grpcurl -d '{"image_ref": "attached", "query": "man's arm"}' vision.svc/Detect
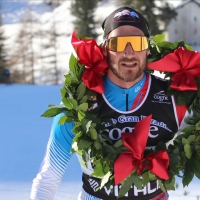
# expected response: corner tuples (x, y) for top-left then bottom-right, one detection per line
(30, 113), (75, 200)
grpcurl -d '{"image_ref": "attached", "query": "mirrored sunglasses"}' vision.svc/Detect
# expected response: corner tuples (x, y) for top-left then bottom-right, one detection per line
(106, 36), (149, 52)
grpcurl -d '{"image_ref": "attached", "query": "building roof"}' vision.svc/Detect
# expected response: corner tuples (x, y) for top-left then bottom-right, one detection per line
(175, 0), (200, 9)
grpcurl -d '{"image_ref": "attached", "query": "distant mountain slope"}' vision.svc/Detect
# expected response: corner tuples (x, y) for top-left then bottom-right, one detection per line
(1, 1), (54, 24)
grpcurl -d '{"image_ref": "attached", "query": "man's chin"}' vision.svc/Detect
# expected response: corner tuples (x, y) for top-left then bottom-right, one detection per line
(122, 72), (143, 82)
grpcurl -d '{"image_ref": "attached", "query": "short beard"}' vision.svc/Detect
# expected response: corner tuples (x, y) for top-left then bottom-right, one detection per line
(108, 56), (147, 82)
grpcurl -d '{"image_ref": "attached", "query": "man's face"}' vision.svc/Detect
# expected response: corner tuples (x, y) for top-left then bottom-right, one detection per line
(104, 25), (150, 86)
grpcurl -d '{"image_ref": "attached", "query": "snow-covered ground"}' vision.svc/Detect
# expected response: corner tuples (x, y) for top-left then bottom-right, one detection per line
(0, 84), (82, 199)
(0, 84), (200, 200)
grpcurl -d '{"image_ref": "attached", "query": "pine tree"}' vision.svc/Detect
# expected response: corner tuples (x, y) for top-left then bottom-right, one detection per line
(0, 30), (7, 83)
(117, 0), (177, 36)
(0, 11), (8, 83)
(70, 0), (99, 39)
(10, 9), (38, 84)
(43, 0), (61, 7)
(39, 15), (61, 85)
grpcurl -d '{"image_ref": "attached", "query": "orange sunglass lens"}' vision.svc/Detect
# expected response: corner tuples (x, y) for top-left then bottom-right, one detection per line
(108, 36), (148, 52)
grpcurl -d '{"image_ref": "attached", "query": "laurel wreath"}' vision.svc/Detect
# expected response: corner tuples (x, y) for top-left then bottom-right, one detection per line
(42, 34), (200, 198)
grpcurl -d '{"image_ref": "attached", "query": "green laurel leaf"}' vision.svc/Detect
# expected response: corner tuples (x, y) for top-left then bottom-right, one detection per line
(187, 135), (196, 144)
(158, 180), (166, 193)
(85, 120), (92, 133)
(82, 150), (89, 164)
(76, 103), (88, 112)
(148, 173), (157, 181)
(58, 115), (67, 124)
(151, 34), (165, 43)
(71, 141), (78, 152)
(103, 143), (118, 154)
(169, 153), (181, 166)
(60, 87), (66, 97)
(78, 110), (85, 121)
(62, 98), (77, 110)
(195, 121), (200, 130)
(183, 160), (194, 187)
(91, 161), (105, 178)
(76, 82), (86, 100)
(118, 174), (134, 198)
(185, 117), (199, 125)
(172, 147), (179, 155)
(132, 173), (143, 189)
(64, 74), (72, 85)
(100, 171), (112, 189)
(142, 172), (149, 186)
(182, 138), (190, 145)
(181, 126), (196, 133)
(69, 53), (77, 75)
(184, 144), (192, 159)
(94, 141), (102, 150)
(79, 95), (88, 104)
(113, 139), (123, 148)
(78, 139), (92, 150)
(89, 128), (98, 140)
(164, 176), (175, 190)
(41, 107), (67, 118)
(192, 153), (200, 179)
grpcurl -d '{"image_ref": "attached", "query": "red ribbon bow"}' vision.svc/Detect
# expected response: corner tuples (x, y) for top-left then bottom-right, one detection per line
(114, 115), (169, 185)
(71, 31), (108, 94)
(147, 46), (200, 91)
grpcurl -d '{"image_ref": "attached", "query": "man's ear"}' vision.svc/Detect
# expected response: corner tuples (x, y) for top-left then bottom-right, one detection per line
(102, 41), (108, 57)
(147, 49), (150, 56)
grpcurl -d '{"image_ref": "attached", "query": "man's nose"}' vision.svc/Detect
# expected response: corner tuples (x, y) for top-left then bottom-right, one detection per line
(123, 42), (135, 56)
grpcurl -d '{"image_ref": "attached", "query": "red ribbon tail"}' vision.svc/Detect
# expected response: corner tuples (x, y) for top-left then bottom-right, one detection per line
(114, 152), (138, 185)
(145, 150), (169, 180)
(82, 70), (104, 94)
(170, 72), (197, 91)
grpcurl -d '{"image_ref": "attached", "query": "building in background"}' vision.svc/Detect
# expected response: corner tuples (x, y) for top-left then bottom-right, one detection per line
(167, 0), (200, 50)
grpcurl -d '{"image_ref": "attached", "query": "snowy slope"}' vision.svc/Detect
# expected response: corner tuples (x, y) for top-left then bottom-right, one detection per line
(1, 1), (54, 24)
(0, 84), (200, 200)
(1, 0), (184, 85)
(1, 1), (116, 85)
(0, 84), (82, 199)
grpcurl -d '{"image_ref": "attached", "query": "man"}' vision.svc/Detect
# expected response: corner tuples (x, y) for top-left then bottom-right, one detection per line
(30, 6), (189, 200)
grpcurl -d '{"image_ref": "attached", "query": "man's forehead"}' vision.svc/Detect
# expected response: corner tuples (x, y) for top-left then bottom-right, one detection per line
(108, 25), (145, 38)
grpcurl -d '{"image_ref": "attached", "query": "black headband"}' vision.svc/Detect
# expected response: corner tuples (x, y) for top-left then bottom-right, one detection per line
(102, 6), (150, 38)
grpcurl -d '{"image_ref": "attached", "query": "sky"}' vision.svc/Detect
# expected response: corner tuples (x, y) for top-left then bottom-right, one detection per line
(0, 83), (200, 200)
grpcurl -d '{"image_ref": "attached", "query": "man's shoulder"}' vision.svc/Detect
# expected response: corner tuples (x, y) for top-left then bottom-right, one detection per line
(148, 73), (169, 90)
(150, 73), (168, 82)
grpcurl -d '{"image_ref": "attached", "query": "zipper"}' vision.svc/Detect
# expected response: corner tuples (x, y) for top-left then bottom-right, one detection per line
(126, 93), (129, 111)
